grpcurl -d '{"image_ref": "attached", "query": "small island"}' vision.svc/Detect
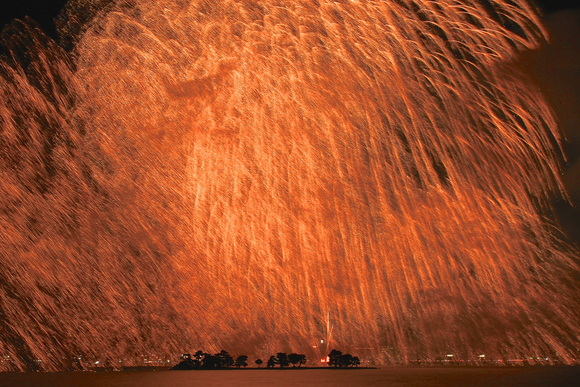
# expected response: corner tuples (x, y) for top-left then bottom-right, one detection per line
(172, 349), (371, 370)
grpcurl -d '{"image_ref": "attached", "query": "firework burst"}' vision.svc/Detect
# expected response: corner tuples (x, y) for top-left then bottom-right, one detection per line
(1, 0), (579, 370)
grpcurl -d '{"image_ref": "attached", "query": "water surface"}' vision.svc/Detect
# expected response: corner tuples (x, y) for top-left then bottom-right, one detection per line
(2, 367), (580, 387)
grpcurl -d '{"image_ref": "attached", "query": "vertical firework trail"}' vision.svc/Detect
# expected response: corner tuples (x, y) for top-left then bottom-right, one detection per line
(1, 0), (579, 370)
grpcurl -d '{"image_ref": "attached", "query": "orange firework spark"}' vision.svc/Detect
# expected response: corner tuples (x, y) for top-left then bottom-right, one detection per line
(1, 0), (579, 371)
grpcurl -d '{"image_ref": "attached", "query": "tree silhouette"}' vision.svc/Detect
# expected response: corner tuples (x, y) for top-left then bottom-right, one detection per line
(276, 353), (289, 368)
(216, 350), (234, 368)
(339, 353), (353, 367)
(201, 353), (219, 368)
(234, 355), (248, 368)
(267, 355), (277, 368)
(194, 350), (204, 361)
(187, 351), (202, 368)
(255, 358), (263, 368)
(327, 350), (358, 367)
(171, 353), (195, 370)
(328, 349), (342, 367)
(288, 353), (306, 367)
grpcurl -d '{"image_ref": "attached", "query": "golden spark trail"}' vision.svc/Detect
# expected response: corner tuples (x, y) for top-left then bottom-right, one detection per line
(1, 0), (579, 370)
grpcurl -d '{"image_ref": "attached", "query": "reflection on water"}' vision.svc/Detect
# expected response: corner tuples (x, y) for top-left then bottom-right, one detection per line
(1, 367), (580, 387)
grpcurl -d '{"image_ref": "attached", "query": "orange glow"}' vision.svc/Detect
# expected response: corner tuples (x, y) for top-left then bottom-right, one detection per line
(1, 0), (580, 371)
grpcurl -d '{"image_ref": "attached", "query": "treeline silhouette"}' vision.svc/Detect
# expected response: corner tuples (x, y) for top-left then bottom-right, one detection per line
(172, 350), (242, 369)
(327, 349), (361, 368)
(172, 349), (361, 370)
(265, 352), (306, 368)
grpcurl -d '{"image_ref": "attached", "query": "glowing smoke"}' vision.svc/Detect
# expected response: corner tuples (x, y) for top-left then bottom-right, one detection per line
(1, 0), (579, 371)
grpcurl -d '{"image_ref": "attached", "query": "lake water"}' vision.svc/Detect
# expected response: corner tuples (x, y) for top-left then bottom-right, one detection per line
(2, 367), (580, 387)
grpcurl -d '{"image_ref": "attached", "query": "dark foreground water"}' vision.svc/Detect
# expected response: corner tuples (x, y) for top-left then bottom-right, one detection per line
(2, 367), (580, 387)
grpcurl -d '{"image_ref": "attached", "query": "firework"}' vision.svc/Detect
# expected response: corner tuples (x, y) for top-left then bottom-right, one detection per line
(1, 0), (579, 371)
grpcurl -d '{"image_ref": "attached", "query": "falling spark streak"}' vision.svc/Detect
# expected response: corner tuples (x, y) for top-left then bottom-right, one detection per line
(1, 0), (579, 371)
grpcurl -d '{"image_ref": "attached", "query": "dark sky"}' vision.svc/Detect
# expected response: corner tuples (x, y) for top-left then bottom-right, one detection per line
(0, 0), (69, 38)
(0, 0), (578, 39)
(527, 6), (580, 246)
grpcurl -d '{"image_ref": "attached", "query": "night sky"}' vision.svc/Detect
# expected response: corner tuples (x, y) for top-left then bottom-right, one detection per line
(1, 1), (576, 37)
